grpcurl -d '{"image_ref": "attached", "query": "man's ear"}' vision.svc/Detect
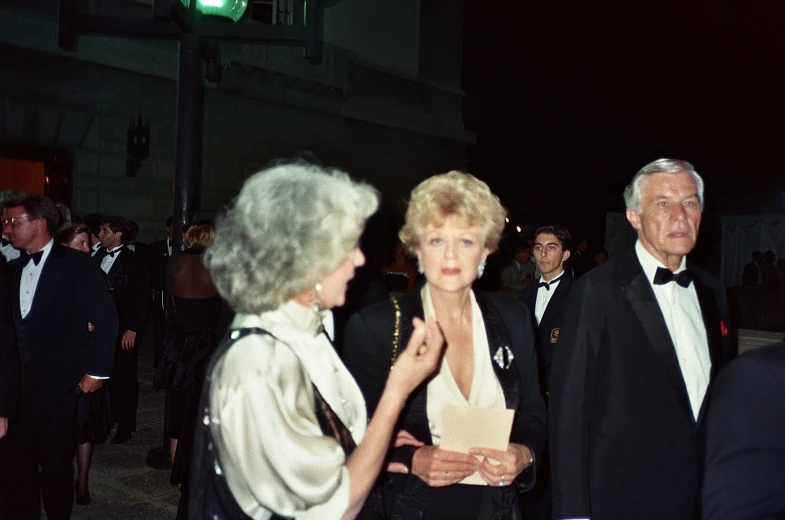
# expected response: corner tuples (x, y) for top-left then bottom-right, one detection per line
(562, 249), (571, 264)
(626, 208), (642, 231)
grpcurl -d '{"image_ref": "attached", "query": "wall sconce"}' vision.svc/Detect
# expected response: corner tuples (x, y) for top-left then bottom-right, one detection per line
(127, 110), (151, 177)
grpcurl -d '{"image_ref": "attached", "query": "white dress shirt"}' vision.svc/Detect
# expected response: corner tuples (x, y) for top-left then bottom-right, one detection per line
(100, 245), (124, 274)
(534, 272), (563, 325)
(91, 242), (101, 257)
(635, 240), (711, 420)
(19, 239), (54, 319)
(421, 285), (506, 445)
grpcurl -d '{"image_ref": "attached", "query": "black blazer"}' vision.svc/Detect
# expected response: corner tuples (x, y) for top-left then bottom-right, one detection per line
(343, 290), (547, 489)
(549, 247), (734, 520)
(519, 270), (573, 393)
(95, 247), (150, 333)
(702, 343), (785, 520)
(9, 242), (118, 397)
(0, 256), (17, 419)
(148, 239), (170, 293)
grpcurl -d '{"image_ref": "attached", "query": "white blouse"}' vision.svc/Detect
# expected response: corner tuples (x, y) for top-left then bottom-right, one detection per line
(209, 301), (368, 520)
(423, 285), (506, 444)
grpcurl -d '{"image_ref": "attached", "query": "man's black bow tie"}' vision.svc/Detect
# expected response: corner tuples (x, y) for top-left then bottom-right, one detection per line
(538, 275), (563, 291)
(107, 247), (123, 258)
(653, 267), (693, 288)
(1, 237), (9, 247)
(22, 250), (44, 267)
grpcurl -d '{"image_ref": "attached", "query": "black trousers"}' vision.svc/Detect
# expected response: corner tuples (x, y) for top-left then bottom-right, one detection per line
(0, 389), (76, 520)
(152, 295), (167, 368)
(110, 340), (139, 435)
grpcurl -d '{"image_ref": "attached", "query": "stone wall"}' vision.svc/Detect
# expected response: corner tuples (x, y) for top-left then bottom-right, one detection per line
(0, 44), (468, 243)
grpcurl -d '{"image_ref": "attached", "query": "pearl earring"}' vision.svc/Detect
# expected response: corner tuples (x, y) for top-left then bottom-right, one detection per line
(417, 259), (424, 274)
(477, 260), (486, 279)
(312, 282), (323, 313)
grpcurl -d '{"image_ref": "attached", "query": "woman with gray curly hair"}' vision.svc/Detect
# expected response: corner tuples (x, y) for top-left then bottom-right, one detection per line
(189, 162), (445, 520)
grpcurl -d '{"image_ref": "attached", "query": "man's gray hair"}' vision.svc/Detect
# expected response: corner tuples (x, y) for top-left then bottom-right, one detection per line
(623, 158), (705, 213)
(204, 161), (379, 315)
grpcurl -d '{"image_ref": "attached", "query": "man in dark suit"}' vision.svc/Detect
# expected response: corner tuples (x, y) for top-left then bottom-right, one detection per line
(742, 250), (763, 286)
(702, 343), (785, 520)
(0, 254), (15, 442)
(520, 225), (574, 395)
(518, 224), (573, 520)
(550, 159), (735, 520)
(148, 216), (172, 368)
(1, 194), (117, 520)
(96, 216), (150, 444)
(0, 253), (17, 517)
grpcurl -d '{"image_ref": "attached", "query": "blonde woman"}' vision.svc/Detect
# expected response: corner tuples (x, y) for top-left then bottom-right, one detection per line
(344, 171), (547, 520)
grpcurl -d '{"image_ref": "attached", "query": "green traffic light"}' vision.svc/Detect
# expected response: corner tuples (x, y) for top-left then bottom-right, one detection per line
(181, 0), (248, 23)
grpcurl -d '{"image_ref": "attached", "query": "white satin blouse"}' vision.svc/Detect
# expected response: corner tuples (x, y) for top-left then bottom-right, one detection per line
(209, 301), (368, 520)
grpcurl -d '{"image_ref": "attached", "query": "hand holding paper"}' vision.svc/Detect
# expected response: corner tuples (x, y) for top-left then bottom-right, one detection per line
(439, 404), (515, 486)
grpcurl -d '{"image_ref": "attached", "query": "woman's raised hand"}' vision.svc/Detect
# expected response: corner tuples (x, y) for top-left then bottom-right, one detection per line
(386, 317), (444, 396)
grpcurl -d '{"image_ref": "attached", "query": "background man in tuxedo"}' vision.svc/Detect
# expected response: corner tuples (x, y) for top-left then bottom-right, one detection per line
(96, 216), (150, 444)
(148, 216), (172, 368)
(549, 159), (734, 520)
(1, 194), (117, 520)
(701, 343), (785, 520)
(518, 224), (573, 520)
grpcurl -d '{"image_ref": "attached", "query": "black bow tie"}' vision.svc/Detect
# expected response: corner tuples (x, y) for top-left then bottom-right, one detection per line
(538, 275), (563, 291)
(653, 267), (693, 288)
(22, 250), (44, 267)
(107, 248), (123, 258)
(1, 238), (9, 247)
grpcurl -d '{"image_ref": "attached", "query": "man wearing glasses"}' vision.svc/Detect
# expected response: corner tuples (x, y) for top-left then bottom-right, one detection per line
(0, 194), (117, 520)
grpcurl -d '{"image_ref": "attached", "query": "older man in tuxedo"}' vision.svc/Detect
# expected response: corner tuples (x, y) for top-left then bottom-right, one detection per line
(1, 194), (117, 520)
(549, 159), (735, 520)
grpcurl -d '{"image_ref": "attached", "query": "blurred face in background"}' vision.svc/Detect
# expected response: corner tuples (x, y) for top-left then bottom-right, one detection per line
(66, 232), (91, 253)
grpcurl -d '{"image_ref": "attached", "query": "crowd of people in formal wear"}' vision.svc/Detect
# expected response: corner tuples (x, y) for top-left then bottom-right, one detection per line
(1, 157), (783, 520)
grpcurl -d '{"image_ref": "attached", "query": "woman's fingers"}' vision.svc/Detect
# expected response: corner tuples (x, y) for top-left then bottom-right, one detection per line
(386, 462), (409, 474)
(393, 429), (424, 448)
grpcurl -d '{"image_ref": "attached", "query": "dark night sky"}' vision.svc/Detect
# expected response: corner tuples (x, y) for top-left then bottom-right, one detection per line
(463, 0), (785, 243)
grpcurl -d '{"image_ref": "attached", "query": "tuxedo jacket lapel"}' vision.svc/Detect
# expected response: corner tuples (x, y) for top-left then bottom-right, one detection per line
(620, 253), (694, 422)
(691, 269), (722, 379)
(475, 291), (520, 411)
(8, 260), (22, 325)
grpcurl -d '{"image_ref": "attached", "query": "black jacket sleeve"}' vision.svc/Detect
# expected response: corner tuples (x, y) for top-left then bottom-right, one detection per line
(702, 345), (785, 520)
(76, 259), (119, 377)
(0, 259), (17, 419)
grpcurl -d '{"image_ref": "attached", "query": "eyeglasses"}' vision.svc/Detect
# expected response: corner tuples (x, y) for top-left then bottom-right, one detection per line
(2, 214), (32, 227)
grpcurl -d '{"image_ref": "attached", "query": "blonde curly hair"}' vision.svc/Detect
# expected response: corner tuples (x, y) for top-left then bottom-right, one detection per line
(399, 171), (506, 254)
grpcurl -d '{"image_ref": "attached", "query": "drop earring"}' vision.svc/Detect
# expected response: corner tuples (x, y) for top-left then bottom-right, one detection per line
(477, 260), (486, 279)
(417, 259), (424, 274)
(311, 282), (323, 313)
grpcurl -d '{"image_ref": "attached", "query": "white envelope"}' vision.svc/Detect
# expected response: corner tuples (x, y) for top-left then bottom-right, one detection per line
(439, 404), (515, 485)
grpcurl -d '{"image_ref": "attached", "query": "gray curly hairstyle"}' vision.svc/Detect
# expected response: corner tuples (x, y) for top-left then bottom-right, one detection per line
(204, 162), (379, 315)
(623, 158), (704, 213)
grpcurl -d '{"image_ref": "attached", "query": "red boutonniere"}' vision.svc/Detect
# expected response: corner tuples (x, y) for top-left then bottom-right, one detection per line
(720, 320), (729, 337)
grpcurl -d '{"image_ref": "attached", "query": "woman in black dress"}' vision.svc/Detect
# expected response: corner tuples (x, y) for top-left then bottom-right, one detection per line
(343, 171), (547, 520)
(57, 223), (113, 506)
